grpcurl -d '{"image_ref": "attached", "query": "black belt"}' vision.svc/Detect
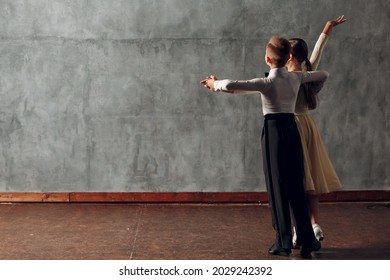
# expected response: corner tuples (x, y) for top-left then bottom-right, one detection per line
(264, 113), (294, 121)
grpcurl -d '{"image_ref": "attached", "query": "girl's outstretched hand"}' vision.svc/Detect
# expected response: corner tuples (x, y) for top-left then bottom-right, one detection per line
(329, 15), (346, 27)
(323, 15), (346, 35)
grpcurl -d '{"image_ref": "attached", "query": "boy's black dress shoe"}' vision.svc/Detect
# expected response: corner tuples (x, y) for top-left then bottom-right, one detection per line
(268, 243), (291, 256)
(300, 240), (321, 258)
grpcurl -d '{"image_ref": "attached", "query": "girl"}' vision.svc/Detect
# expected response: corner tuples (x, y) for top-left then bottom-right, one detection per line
(287, 16), (346, 248)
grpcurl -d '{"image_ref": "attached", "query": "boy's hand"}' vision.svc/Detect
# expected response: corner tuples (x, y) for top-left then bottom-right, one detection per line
(200, 75), (218, 91)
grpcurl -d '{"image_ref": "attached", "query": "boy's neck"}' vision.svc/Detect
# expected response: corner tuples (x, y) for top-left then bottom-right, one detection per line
(270, 65), (286, 69)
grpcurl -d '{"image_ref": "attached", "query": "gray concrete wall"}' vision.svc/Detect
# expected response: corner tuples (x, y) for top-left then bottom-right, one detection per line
(0, 0), (389, 192)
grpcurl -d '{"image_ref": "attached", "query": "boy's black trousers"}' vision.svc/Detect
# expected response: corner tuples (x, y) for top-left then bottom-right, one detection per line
(261, 113), (316, 249)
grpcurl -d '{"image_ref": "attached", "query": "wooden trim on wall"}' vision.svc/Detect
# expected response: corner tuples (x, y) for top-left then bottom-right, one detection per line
(68, 192), (269, 203)
(0, 191), (389, 203)
(0, 192), (69, 203)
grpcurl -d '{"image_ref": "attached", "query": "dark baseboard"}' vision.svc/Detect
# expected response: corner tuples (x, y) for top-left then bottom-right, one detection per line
(0, 190), (389, 203)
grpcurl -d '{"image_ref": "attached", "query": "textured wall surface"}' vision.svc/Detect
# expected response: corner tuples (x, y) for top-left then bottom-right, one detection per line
(0, 0), (389, 192)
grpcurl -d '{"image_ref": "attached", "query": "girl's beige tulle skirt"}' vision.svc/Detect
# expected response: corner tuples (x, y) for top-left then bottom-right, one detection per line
(295, 113), (342, 194)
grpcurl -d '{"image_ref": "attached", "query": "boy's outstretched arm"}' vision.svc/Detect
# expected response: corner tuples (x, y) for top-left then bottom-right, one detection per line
(200, 75), (264, 94)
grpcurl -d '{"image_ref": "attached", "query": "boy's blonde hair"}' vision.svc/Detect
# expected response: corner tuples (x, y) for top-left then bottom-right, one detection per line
(266, 36), (291, 68)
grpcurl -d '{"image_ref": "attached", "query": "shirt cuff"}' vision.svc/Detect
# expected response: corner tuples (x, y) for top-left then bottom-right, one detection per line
(213, 80), (228, 91)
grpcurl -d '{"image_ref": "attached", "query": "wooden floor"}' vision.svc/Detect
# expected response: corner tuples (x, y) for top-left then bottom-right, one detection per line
(0, 202), (389, 260)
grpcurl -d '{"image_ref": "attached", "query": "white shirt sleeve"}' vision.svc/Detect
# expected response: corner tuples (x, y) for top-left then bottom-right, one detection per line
(213, 78), (268, 93)
(213, 80), (230, 91)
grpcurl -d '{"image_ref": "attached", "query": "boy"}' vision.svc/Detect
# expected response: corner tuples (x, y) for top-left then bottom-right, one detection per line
(201, 36), (326, 258)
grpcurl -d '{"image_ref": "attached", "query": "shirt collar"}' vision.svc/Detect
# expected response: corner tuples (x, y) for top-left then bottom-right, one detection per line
(268, 67), (288, 77)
